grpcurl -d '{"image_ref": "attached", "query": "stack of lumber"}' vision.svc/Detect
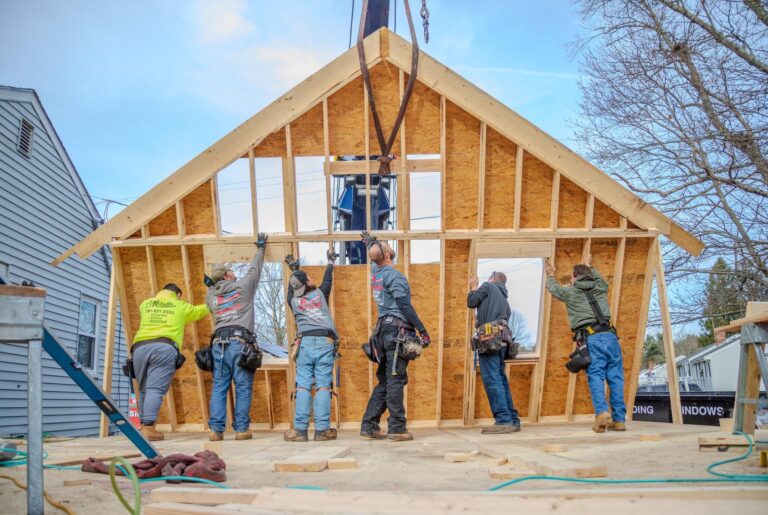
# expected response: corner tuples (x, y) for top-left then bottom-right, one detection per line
(143, 486), (768, 514)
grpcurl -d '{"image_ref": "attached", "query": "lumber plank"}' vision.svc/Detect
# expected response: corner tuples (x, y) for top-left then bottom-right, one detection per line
(273, 446), (350, 473)
(327, 457), (357, 470)
(655, 240), (682, 424)
(505, 447), (607, 478)
(248, 148), (258, 235)
(49, 452), (142, 466)
(513, 146), (523, 230)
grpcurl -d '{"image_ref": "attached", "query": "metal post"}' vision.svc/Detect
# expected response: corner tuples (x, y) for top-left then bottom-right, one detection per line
(27, 338), (44, 515)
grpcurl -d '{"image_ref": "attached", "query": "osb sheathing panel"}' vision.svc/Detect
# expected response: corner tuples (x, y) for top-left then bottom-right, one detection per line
(328, 77), (366, 156)
(148, 205), (179, 237)
(616, 238), (651, 400)
(291, 103), (324, 157)
(253, 129), (286, 158)
(484, 127), (517, 229)
(407, 263), (440, 421)
(269, 369), (290, 424)
(540, 239), (583, 416)
(333, 265), (370, 422)
(520, 152), (553, 228)
(118, 246), (152, 338)
(593, 198), (621, 228)
(403, 75), (441, 154)
(445, 101), (480, 230)
(182, 181), (216, 234)
(441, 240), (470, 420)
(573, 239), (618, 415)
(473, 363), (534, 419)
(187, 245), (215, 411)
(557, 177), (588, 229)
(249, 371), (271, 424)
(367, 62), (402, 156)
(151, 245), (202, 424)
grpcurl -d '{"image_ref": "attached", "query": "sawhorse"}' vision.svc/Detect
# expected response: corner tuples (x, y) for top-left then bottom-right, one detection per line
(717, 302), (768, 435)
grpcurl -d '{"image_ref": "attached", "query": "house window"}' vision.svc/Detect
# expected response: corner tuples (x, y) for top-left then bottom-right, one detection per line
(77, 297), (100, 370)
(17, 118), (34, 157)
(0, 262), (8, 282)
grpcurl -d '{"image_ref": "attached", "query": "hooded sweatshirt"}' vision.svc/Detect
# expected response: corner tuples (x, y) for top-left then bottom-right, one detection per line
(467, 281), (512, 327)
(546, 267), (611, 331)
(206, 247), (265, 333)
(134, 289), (209, 349)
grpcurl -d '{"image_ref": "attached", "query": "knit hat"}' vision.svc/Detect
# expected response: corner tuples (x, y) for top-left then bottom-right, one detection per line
(289, 270), (309, 297)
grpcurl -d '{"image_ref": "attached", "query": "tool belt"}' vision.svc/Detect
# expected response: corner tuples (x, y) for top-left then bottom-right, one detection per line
(213, 325), (257, 345)
(566, 289), (614, 374)
(471, 320), (514, 355)
(129, 337), (185, 370)
(393, 328), (424, 362)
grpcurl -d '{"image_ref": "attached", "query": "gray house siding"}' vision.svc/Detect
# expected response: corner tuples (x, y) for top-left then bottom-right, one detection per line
(0, 88), (129, 437)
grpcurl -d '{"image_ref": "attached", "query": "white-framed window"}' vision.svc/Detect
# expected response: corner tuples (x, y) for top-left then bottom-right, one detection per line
(17, 118), (35, 157)
(0, 261), (9, 282)
(77, 296), (100, 370)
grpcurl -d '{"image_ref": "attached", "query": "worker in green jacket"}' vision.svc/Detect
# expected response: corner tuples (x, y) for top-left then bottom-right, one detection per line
(545, 255), (626, 433)
(132, 283), (209, 441)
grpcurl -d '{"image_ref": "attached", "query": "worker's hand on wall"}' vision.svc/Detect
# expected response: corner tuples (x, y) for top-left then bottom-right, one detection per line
(360, 230), (376, 247)
(544, 258), (556, 277)
(468, 274), (478, 290)
(327, 249), (339, 264)
(203, 275), (215, 288)
(256, 233), (268, 248)
(285, 254), (300, 271)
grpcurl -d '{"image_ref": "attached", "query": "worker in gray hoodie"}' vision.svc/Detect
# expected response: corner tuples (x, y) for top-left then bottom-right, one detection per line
(467, 272), (521, 434)
(205, 233), (268, 441)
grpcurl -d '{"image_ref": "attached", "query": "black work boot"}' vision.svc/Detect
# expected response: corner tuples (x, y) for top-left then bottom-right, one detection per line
(314, 428), (338, 441)
(284, 429), (308, 442)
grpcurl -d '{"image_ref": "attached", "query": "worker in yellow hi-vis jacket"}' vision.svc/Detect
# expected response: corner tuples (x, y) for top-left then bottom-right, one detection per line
(131, 283), (209, 441)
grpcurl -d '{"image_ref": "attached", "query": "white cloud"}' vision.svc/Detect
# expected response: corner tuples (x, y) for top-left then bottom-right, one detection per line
(195, 0), (255, 44)
(239, 45), (333, 91)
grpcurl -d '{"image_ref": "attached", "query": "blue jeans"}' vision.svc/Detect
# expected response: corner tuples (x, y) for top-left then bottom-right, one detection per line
(208, 339), (254, 432)
(294, 336), (335, 431)
(586, 331), (626, 422)
(478, 350), (520, 425)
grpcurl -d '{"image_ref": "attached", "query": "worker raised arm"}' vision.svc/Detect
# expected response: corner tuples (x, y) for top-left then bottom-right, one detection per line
(283, 250), (339, 443)
(360, 231), (428, 442)
(204, 233), (268, 443)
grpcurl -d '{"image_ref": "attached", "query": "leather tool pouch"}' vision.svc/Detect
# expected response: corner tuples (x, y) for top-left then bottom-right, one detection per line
(122, 358), (135, 378)
(238, 343), (263, 373)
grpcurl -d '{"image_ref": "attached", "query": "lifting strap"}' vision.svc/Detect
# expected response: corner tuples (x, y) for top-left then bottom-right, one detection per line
(356, 0), (425, 175)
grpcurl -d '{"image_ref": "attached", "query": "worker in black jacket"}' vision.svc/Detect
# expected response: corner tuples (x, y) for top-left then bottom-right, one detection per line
(360, 232), (430, 441)
(467, 272), (521, 434)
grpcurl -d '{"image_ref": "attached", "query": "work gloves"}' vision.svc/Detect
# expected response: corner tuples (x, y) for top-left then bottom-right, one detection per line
(285, 254), (300, 271)
(419, 329), (431, 348)
(327, 249), (339, 264)
(360, 230), (377, 248)
(256, 232), (268, 249)
(203, 275), (215, 288)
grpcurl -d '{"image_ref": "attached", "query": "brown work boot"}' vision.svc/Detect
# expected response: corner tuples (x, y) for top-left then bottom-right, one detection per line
(284, 429), (308, 442)
(140, 424), (164, 441)
(235, 430), (253, 441)
(609, 421), (626, 431)
(387, 432), (414, 442)
(314, 428), (338, 441)
(209, 431), (223, 441)
(360, 429), (386, 440)
(481, 423), (521, 435)
(592, 411), (612, 433)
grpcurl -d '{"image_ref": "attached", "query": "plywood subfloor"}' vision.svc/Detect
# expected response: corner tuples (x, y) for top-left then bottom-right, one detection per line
(3, 423), (764, 514)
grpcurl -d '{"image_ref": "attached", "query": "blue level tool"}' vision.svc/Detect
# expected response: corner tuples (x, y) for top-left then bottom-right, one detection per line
(0, 276), (159, 459)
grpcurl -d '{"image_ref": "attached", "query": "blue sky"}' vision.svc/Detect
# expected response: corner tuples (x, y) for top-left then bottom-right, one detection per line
(0, 0), (583, 212)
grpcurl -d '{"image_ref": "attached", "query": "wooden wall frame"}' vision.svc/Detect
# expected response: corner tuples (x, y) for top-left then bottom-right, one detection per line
(67, 28), (700, 433)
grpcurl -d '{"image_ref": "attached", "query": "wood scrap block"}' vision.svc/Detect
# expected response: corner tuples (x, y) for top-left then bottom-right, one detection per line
(204, 441), (223, 454)
(542, 444), (568, 453)
(698, 434), (750, 452)
(444, 452), (474, 462)
(719, 418), (734, 433)
(63, 479), (92, 487)
(639, 434), (662, 442)
(328, 457), (357, 470)
(489, 466), (537, 480)
(273, 446), (350, 472)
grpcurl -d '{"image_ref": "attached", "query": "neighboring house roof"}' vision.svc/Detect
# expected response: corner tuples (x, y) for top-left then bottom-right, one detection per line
(0, 85), (103, 230)
(684, 335), (740, 364)
(52, 28), (704, 265)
